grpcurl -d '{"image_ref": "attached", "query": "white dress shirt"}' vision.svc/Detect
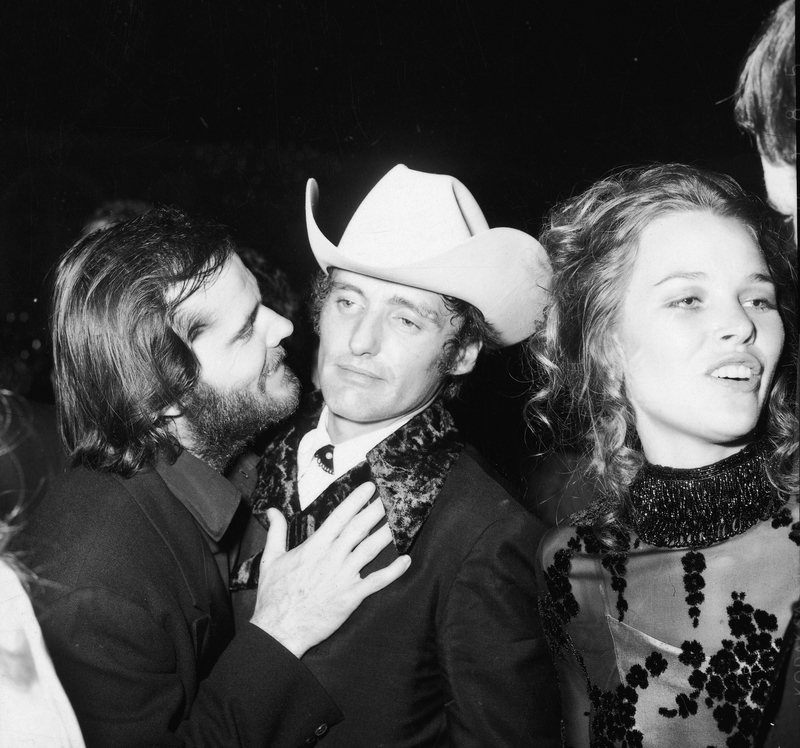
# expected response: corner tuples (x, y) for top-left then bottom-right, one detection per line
(296, 402), (430, 510)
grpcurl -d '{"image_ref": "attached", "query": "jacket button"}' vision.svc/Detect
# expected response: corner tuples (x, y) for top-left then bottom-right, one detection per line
(315, 723), (329, 737)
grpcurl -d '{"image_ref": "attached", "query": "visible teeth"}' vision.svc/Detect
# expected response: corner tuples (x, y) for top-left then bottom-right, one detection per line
(711, 365), (752, 380)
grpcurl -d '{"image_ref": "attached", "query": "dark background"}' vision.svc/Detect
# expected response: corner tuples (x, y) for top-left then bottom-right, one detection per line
(0, 0), (779, 488)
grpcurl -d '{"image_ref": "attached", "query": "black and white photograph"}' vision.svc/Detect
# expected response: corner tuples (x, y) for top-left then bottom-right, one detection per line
(1, 2), (796, 746)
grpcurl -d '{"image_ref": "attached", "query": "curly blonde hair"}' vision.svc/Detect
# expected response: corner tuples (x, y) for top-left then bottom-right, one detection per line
(526, 164), (798, 543)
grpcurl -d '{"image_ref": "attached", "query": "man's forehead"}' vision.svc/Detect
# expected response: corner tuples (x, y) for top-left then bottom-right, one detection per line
(170, 255), (259, 339)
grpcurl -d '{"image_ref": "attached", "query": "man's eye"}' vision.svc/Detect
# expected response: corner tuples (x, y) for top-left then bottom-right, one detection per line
(398, 316), (420, 329)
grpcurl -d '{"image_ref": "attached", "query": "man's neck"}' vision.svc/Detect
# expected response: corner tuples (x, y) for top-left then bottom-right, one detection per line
(168, 419), (230, 473)
(326, 415), (388, 445)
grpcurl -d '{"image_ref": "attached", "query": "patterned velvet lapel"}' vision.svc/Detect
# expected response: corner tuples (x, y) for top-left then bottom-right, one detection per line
(232, 393), (463, 590)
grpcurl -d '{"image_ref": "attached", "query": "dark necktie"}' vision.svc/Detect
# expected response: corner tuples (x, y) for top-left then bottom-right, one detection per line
(314, 444), (335, 474)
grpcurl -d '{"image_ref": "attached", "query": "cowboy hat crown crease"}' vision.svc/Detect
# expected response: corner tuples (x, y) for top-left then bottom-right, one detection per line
(305, 164), (551, 346)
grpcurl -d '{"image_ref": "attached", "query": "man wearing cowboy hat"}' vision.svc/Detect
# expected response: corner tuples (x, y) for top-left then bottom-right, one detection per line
(231, 165), (560, 746)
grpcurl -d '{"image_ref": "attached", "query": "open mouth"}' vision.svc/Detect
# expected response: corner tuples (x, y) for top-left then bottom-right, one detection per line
(710, 365), (753, 381)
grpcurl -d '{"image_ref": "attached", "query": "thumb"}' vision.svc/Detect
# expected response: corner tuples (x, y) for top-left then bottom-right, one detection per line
(262, 508), (288, 566)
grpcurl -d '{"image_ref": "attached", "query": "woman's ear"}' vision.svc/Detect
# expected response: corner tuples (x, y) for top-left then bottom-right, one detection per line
(609, 325), (625, 363)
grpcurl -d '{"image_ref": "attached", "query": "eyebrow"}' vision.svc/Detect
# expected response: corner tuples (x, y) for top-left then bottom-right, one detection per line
(331, 280), (363, 295)
(748, 272), (777, 287)
(654, 271), (706, 286)
(654, 271), (776, 287)
(332, 280), (443, 324)
(388, 294), (444, 325)
(183, 310), (211, 344)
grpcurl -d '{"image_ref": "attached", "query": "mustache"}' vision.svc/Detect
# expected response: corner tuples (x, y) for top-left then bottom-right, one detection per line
(263, 346), (287, 377)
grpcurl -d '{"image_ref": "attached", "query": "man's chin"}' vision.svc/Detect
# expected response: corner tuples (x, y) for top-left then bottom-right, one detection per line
(181, 371), (301, 471)
(264, 365), (302, 420)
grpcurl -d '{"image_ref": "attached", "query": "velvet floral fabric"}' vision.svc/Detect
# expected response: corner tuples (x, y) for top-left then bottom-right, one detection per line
(536, 460), (799, 747)
(230, 393), (463, 590)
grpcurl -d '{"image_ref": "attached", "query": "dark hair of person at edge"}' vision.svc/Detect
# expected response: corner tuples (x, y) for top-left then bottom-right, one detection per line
(734, 0), (796, 167)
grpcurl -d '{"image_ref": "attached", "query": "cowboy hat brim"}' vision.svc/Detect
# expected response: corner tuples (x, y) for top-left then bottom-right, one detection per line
(305, 175), (551, 346)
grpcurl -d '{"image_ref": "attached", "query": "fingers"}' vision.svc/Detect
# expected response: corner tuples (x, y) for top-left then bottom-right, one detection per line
(339, 498), (387, 546)
(347, 523), (394, 566)
(261, 507), (288, 566)
(359, 555), (412, 596)
(314, 482), (380, 540)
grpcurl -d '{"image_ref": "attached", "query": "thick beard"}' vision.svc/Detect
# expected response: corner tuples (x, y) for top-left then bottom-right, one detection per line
(180, 361), (300, 472)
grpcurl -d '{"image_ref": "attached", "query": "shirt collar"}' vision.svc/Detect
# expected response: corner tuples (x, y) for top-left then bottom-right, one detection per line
(320, 401), (428, 469)
(156, 450), (241, 542)
(296, 401), (431, 510)
(293, 398), (463, 551)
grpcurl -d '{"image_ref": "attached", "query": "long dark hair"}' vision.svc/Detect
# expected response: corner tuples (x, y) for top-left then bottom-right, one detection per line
(526, 164), (797, 542)
(51, 207), (235, 477)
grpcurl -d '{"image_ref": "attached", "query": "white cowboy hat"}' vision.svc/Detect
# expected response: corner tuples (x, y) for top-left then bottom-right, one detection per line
(305, 164), (550, 346)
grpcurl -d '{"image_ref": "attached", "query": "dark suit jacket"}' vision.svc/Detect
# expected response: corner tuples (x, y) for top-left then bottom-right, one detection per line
(308, 452), (561, 748)
(15, 458), (341, 748)
(235, 399), (561, 747)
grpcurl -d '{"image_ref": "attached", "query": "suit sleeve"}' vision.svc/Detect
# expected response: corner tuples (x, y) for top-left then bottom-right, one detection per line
(41, 587), (341, 748)
(439, 510), (561, 748)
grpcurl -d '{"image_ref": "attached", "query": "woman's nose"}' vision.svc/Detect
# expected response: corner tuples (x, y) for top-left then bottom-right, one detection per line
(715, 302), (756, 346)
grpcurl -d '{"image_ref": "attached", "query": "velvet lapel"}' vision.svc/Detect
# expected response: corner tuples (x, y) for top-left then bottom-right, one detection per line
(249, 394), (464, 554)
(366, 398), (463, 553)
(247, 392), (324, 521)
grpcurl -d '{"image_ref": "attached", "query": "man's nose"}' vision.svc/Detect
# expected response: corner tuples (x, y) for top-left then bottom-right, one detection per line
(264, 307), (293, 348)
(348, 314), (380, 356)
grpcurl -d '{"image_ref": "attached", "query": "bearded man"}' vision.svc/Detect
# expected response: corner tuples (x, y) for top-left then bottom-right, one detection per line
(13, 208), (409, 748)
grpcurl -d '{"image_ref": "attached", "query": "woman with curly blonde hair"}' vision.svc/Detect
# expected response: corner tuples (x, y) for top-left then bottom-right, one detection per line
(528, 163), (798, 746)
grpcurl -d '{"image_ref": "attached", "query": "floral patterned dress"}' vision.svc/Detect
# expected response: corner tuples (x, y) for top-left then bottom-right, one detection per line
(536, 445), (799, 747)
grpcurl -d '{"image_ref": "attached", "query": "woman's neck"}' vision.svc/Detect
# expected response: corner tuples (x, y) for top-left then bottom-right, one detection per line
(639, 434), (754, 469)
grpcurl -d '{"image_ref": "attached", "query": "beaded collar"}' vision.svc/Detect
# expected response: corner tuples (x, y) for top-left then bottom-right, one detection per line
(629, 440), (785, 549)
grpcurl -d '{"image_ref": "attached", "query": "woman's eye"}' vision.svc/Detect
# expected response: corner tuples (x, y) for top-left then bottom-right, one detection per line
(743, 297), (777, 311)
(670, 296), (701, 309)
